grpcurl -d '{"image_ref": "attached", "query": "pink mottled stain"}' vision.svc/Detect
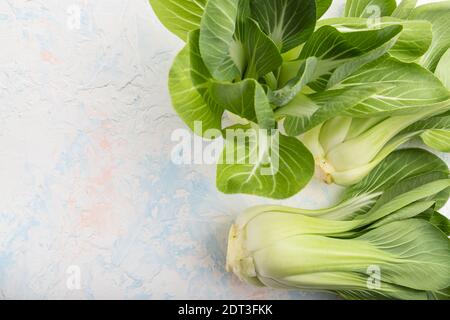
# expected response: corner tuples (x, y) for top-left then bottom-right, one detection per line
(73, 120), (131, 236)
(80, 203), (112, 230)
(99, 136), (112, 151)
(41, 50), (60, 64)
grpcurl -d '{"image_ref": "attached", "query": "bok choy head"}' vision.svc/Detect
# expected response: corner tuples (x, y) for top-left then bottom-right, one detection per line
(150, 0), (450, 199)
(226, 149), (450, 300)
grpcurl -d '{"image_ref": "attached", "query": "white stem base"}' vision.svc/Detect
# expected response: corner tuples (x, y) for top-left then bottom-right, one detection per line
(315, 156), (335, 185)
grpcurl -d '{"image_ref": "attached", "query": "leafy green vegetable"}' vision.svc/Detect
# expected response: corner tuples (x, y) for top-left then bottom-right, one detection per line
(226, 149), (450, 300)
(392, 0), (417, 19)
(250, 0), (317, 52)
(436, 48), (450, 89)
(316, 0), (332, 18)
(280, 85), (385, 135)
(210, 79), (275, 129)
(234, 18), (283, 79)
(200, 0), (241, 81)
(421, 130), (450, 153)
(168, 31), (224, 135)
(317, 17), (433, 63)
(339, 56), (449, 116)
(344, 0), (397, 18)
(149, 0), (207, 41)
(152, 0), (450, 198)
(410, 1), (450, 71)
(297, 24), (402, 91)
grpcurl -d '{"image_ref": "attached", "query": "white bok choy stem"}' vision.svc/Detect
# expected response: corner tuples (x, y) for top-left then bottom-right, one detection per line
(302, 102), (450, 185)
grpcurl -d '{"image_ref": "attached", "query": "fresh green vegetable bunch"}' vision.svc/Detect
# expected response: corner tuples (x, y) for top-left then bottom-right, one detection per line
(150, 0), (450, 200)
(226, 148), (450, 300)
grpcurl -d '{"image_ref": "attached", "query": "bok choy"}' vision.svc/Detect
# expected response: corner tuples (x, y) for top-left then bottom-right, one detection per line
(150, 0), (450, 199)
(226, 149), (450, 300)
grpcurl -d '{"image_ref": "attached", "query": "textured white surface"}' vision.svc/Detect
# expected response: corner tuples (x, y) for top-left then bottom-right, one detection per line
(0, 0), (447, 300)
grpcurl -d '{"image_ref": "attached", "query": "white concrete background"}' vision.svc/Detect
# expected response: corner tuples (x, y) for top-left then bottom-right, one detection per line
(0, 0), (447, 300)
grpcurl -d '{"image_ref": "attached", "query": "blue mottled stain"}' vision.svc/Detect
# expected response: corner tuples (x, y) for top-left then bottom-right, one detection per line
(55, 131), (91, 174)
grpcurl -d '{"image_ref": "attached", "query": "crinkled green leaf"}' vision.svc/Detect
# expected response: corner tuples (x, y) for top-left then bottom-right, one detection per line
(384, 18), (432, 62)
(421, 129), (450, 153)
(360, 172), (450, 225)
(298, 24), (402, 90)
(217, 125), (314, 199)
(369, 201), (437, 230)
(279, 85), (386, 136)
(357, 219), (450, 291)
(339, 57), (450, 117)
(275, 93), (320, 131)
(149, 0), (207, 41)
(209, 79), (275, 129)
(269, 57), (318, 107)
(411, 1), (450, 71)
(199, 0), (285, 81)
(392, 0), (417, 19)
(250, 0), (317, 53)
(240, 18), (283, 79)
(209, 80), (257, 121)
(200, 0), (240, 80)
(253, 83), (276, 129)
(417, 210), (450, 236)
(326, 47), (393, 90)
(435, 48), (450, 89)
(342, 148), (449, 201)
(300, 25), (401, 59)
(396, 112), (450, 152)
(316, 0), (332, 18)
(168, 32), (223, 135)
(319, 17), (433, 63)
(428, 287), (450, 300)
(400, 112), (450, 135)
(338, 286), (429, 300)
(189, 30), (211, 95)
(345, 0), (397, 18)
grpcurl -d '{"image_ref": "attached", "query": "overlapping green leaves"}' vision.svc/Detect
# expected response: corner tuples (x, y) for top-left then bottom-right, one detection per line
(323, 17), (432, 63)
(392, 0), (417, 19)
(345, 0), (397, 18)
(250, 0), (317, 52)
(279, 85), (385, 136)
(436, 48), (450, 89)
(400, 112), (450, 154)
(217, 125), (314, 199)
(200, 0), (241, 80)
(342, 148), (449, 201)
(152, 0), (450, 198)
(168, 31), (224, 134)
(422, 130), (450, 153)
(340, 56), (450, 117)
(209, 79), (275, 129)
(411, 1), (450, 71)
